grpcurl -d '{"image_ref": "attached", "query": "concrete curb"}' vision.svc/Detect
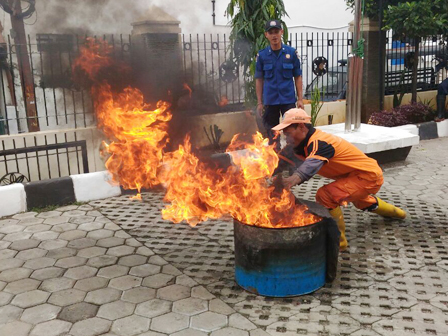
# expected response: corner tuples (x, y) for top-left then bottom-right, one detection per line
(0, 171), (121, 218)
(396, 120), (448, 140)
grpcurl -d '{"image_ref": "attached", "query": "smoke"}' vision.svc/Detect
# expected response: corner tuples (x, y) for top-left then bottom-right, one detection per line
(17, 0), (226, 36)
(30, 0), (150, 35)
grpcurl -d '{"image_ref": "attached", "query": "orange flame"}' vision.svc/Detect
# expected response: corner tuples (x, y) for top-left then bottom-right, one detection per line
(73, 38), (171, 194)
(160, 133), (319, 228)
(73, 39), (320, 228)
(183, 83), (193, 98)
(218, 95), (228, 107)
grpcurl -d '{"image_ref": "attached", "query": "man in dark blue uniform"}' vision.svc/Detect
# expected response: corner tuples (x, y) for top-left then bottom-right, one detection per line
(436, 77), (448, 121)
(255, 19), (303, 149)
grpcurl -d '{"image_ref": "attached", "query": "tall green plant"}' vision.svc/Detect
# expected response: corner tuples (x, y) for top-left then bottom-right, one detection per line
(310, 86), (324, 126)
(226, 0), (288, 107)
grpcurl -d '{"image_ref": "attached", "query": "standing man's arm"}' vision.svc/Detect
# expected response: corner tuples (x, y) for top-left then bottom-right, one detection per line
(255, 53), (264, 117)
(295, 76), (303, 109)
(292, 50), (304, 109)
(256, 78), (264, 117)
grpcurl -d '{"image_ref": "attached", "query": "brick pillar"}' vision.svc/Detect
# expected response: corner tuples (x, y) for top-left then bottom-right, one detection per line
(349, 18), (386, 123)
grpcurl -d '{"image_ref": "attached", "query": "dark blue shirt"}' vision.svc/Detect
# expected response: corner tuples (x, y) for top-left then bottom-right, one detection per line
(255, 44), (302, 105)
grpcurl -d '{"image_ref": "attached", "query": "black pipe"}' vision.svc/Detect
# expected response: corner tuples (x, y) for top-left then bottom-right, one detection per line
(379, 0), (385, 110)
(212, 0), (216, 26)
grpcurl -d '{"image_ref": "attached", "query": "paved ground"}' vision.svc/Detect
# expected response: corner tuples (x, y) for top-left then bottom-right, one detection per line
(0, 137), (447, 336)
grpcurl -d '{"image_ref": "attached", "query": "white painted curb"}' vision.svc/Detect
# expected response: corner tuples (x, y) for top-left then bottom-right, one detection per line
(71, 171), (121, 203)
(0, 183), (27, 217)
(436, 120), (448, 138)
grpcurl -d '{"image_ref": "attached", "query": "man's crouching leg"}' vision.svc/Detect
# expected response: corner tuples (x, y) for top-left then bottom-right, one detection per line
(363, 196), (406, 219)
(316, 186), (347, 251)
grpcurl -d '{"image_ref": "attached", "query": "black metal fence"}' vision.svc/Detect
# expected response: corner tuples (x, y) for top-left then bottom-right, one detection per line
(0, 32), (446, 136)
(0, 132), (88, 185)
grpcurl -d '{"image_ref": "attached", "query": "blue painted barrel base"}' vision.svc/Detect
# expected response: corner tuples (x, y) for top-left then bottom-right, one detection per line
(233, 218), (328, 297)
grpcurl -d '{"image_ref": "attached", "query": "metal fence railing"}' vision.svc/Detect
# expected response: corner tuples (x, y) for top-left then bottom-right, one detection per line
(0, 133), (88, 185)
(0, 32), (446, 137)
(384, 31), (446, 95)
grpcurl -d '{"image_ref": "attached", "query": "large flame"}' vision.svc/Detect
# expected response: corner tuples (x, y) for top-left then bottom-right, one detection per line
(73, 39), (320, 228)
(161, 133), (318, 227)
(73, 38), (171, 193)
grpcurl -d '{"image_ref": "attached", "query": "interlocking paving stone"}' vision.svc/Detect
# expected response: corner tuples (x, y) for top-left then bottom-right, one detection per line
(157, 284), (191, 301)
(39, 240), (69, 251)
(68, 237), (97, 249)
(0, 291), (13, 305)
(109, 275), (142, 290)
(211, 327), (249, 336)
(135, 299), (172, 318)
(58, 302), (99, 323)
(32, 231), (59, 241)
(20, 303), (61, 324)
(0, 267), (33, 282)
(107, 245), (135, 256)
(64, 265), (97, 280)
(4, 278), (40, 294)
(0, 320), (32, 336)
(228, 313), (257, 331)
(9, 239), (41, 251)
(70, 317), (112, 336)
(16, 248), (48, 260)
(122, 287), (156, 303)
(69, 216), (96, 225)
(74, 276), (108, 291)
(0, 304), (23, 324)
(87, 255), (118, 268)
(42, 247), (76, 259)
(76, 246), (106, 258)
(111, 315), (151, 336)
(43, 216), (70, 225)
(3, 232), (32, 242)
(151, 312), (190, 334)
(39, 277), (75, 292)
(172, 329), (209, 336)
(31, 267), (64, 280)
(87, 229), (114, 239)
(55, 256), (87, 268)
(173, 297), (208, 316)
(23, 257), (56, 270)
(118, 254), (147, 267)
(24, 224), (52, 233)
(78, 222), (105, 232)
(48, 288), (86, 306)
(142, 273), (175, 289)
(58, 230), (87, 241)
(97, 264), (129, 279)
(191, 311), (228, 332)
(129, 264), (161, 277)
(29, 319), (72, 336)
(97, 300), (135, 320)
(84, 287), (122, 305)
(0, 257), (24, 271)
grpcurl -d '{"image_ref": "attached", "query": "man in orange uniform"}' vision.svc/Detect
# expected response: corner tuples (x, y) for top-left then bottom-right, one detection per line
(272, 108), (406, 250)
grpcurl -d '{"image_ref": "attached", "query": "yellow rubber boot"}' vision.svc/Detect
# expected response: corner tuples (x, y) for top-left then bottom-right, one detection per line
(329, 207), (347, 251)
(372, 197), (406, 219)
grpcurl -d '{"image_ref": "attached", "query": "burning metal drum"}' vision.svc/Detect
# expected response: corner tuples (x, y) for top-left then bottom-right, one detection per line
(233, 200), (338, 297)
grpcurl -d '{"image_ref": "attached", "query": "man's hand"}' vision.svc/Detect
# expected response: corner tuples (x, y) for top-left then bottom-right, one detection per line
(256, 103), (264, 117)
(296, 99), (304, 109)
(282, 173), (303, 190)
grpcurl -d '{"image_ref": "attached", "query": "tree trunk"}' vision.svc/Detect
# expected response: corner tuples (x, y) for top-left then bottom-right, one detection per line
(411, 37), (421, 103)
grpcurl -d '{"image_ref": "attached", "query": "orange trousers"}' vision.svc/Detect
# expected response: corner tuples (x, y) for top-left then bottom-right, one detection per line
(315, 171), (383, 210)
